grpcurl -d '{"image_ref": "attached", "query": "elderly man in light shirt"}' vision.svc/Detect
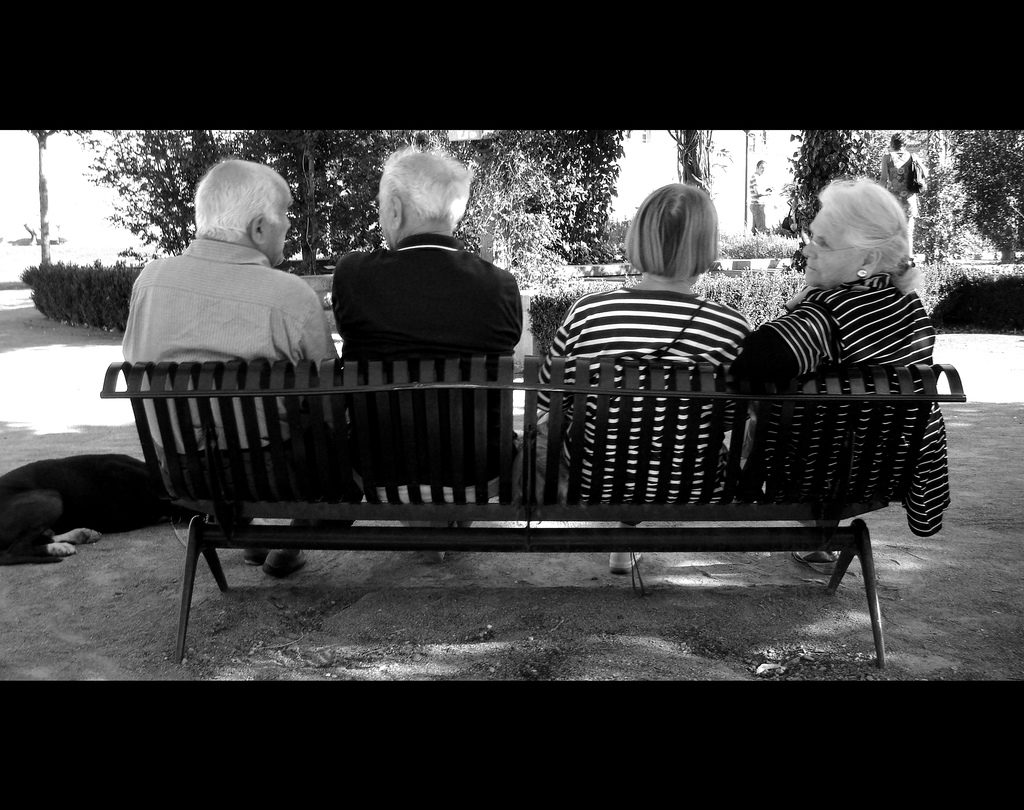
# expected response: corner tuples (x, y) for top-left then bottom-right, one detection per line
(122, 158), (338, 578)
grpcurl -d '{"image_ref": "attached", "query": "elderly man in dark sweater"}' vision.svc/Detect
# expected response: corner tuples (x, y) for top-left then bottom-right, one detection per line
(332, 146), (522, 360)
(332, 146), (523, 559)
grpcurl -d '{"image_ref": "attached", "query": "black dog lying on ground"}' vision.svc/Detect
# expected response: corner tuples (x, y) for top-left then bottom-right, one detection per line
(0, 454), (191, 565)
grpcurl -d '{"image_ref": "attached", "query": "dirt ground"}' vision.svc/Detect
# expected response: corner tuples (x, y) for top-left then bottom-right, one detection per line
(1, 287), (1022, 681)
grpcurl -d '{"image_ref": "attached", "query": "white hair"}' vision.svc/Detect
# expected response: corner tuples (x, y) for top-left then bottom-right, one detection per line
(818, 177), (919, 293)
(194, 159), (291, 241)
(378, 146), (473, 231)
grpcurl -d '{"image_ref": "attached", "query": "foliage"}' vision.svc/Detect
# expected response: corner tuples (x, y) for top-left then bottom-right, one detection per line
(527, 261), (1024, 355)
(916, 261), (1024, 319)
(719, 233), (799, 260)
(20, 261), (141, 331)
(544, 130), (626, 263)
(82, 130), (228, 260)
(692, 271), (804, 329)
(929, 272), (1024, 332)
(950, 130), (1024, 260)
(598, 218), (630, 263)
(229, 129), (433, 270)
(450, 130), (626, 269)
(81, 129), (433, 271)
(667, 130), (712, 193)
(788, 130), (876, 271)
(527, 271), (805, 355)
(80, 129), (621, 277)
(918, 159), (997, 263)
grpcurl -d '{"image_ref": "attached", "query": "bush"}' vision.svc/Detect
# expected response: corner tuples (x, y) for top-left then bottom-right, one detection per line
(930, 272), (1024, 332)
(20, 261), (141, 331)
(915, 261), (1023, 318)
(528, 279), (621, 355)
(528, 271), (804, 355)
(719, 232), (799, 260)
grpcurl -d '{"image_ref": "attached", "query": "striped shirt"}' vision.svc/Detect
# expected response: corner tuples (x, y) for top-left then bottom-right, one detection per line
(731, 273), (950, 536)
(749, 173), (767, 204)
(539, 287), (751, 502)
(122, 239), (337, 453)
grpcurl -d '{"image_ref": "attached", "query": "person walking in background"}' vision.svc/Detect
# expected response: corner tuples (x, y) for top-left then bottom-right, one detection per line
(880, 132), (927, 256)
(122, 159), (340, 579)
(749, 160), (772, 235)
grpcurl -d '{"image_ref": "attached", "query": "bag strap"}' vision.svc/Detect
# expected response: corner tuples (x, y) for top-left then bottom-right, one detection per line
(617, 299), (706, 363)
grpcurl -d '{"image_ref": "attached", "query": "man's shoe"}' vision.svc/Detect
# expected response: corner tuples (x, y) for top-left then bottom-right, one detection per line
(792, 550), (840, 564)
(262, 549), (307, 578)
(243, 548), (269, 566)
(609, 551), (642, 575)
(791, 550), (839, 574)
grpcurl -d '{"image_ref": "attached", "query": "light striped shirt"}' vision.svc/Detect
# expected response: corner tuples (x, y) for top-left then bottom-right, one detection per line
(123, 239), (335, 365)
(539, 287), (751, 502)
(744, 273), (949, 536)
(122, 239), (337, 453)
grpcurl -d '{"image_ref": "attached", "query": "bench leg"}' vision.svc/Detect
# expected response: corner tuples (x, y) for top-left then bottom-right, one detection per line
(202, 546), (229, 592)
(853, 519), (886, 669)
(175, 515), (204, 664)
(826, 548), (857, 592)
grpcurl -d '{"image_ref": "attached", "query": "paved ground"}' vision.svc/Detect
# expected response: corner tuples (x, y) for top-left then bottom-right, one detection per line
(1, 288), (1022, 680)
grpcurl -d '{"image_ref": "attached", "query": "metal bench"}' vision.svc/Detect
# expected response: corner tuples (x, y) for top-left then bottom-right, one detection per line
(101, 356), (966, 667)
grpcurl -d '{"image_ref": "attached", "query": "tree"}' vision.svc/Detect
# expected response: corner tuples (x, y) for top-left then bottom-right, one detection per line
(27, 129), (87, 266)
(542, 130), (625, 263)
(451, 129), (626, 269)
(84, 130), (228, 259)
(787, 130), (876, 269)
(449, 130), (563, 288)
(227, 129), (433, 271)
(951, 129), (1024, 262)
(668, 130), (712, 192)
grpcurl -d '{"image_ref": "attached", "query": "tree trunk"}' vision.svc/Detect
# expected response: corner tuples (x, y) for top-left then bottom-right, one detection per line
(301, 141), (317, 273)
(681, 130), (712, 193)
(37, 132), (51, 266)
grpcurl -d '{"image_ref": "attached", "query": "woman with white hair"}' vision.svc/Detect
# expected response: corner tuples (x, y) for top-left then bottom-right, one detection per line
(730, 178), (951, 557)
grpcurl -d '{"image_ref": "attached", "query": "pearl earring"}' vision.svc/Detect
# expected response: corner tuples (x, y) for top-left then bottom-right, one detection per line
(857, 269), (868, 278)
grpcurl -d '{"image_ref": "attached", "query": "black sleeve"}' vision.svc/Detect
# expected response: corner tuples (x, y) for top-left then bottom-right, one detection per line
(729, 326), (802, 388)
(331, 253), (358, 337)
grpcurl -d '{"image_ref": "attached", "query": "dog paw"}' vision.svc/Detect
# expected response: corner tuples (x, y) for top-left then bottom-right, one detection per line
(46, 542), (78, 557)
(54, 528), (102, 545)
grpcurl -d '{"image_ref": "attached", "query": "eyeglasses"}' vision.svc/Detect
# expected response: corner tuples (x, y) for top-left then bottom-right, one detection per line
(800, 230), (861, 253)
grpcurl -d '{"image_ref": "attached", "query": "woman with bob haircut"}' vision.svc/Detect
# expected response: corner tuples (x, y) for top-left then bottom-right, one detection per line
(536, 183), (751, 575)
(730, 177), (951, 564)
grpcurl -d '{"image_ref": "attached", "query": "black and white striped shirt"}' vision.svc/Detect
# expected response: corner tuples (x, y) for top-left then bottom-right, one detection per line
(731, 273), (950, 536)
(539, 287), (751, 502)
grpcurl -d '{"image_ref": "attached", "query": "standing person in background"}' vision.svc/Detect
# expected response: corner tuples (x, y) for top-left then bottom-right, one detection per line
(749, 160), (772, 235)
(880, 132), (927, 256)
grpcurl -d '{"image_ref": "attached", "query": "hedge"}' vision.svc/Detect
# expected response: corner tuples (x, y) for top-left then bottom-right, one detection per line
(529, 271), (804, 356)
(929, 272), (1024, 331)
(21, 261), (142, 332)
(19, 260), (1024, 346)
(528, 263), (1024, 355)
